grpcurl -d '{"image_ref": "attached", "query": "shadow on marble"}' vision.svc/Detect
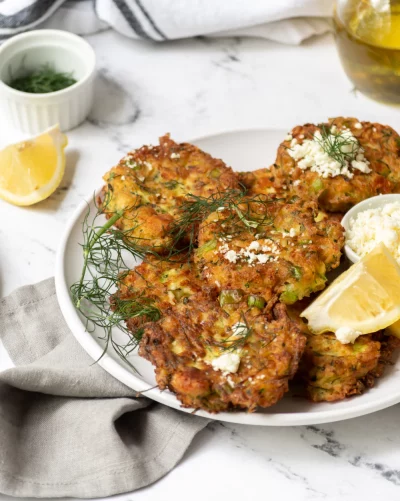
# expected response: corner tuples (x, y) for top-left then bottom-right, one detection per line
(88, 69), (141, 127)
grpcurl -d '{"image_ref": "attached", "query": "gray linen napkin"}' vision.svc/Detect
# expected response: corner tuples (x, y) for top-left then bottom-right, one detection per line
(0, 278), (209, 499)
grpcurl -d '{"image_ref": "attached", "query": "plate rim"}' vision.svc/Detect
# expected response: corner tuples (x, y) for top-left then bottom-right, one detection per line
(55, 128), (400, 426)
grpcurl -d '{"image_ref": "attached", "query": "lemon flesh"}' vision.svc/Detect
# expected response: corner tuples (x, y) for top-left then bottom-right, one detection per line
(0, 125), (68, 206)
(301, 243), (400, 335)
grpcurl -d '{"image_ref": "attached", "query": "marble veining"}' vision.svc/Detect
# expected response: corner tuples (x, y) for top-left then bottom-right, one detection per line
(88, 68), (142, 127)
(1, 28), (400, 501)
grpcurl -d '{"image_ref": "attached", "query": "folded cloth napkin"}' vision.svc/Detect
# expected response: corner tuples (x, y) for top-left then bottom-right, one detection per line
(0, 278), (209, 499)
(0, 0), (333, 44)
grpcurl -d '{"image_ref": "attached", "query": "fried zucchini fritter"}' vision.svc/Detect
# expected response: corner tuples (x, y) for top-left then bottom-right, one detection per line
(115, 256), (216, 332)
(101, 134), (239, 249)
(238, 169), (286, 199)
(273, 117), (400, 213)
(116, 256), (306, 412)
(239, 169), (344, 227)
(288, 304), (400, 402)
(140, 301), (306, 413)
(298, 332), (381, 402)
(194, 196), (344, 306)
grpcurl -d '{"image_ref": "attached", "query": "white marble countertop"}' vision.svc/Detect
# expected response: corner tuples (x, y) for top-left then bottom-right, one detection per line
(1, 29), (400, 501)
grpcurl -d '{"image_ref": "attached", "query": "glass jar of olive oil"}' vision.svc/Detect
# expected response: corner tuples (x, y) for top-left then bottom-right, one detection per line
(334, 0), (400, 104)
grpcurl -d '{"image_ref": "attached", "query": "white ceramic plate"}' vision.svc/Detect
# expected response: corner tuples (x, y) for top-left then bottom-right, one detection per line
(55, 129), (400, 426)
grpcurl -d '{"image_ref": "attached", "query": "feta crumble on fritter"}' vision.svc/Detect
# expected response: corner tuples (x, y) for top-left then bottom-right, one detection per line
(206, 322), (249, 375)
(346, 202), (400, 264)
(218, 240), (280, 265)
(288, 126), (371, 179)
(210, 352), (241, 375)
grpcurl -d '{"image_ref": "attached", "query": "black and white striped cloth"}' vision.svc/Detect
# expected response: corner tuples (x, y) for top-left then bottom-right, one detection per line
(0, 0), (333, 44)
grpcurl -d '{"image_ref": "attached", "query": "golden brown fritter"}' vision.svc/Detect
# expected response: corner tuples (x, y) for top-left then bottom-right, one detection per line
(238, 169), (287, 199)
(298, 332), (381, 402)
(101, 134), (239, 250)
(194, 196), (344, 306)
(288, 303), (400, 402)
(140, 300), (306, 413)
(273, 117), (400, 213)
(239, 169), (344, 228)
(115, 255), (217, 333)
(116, 256), (306, 412)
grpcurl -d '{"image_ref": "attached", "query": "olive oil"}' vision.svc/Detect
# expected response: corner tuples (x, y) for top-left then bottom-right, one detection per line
(334, 0), (400, 104)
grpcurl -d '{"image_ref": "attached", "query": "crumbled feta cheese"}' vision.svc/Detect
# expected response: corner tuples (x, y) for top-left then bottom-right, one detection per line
(211, 352), (241, 375)
(285, 134), (293, 141)
(354, 122), (363, 129)
(170, 152), (180, 159)
(281, 228), (299, 238)
(143, 161), (153, 170)
(224, 250), (238, 263)
(121, 175), (125, 181)
(351, 159), (371, 173)
(218, 239), (280, 265)
(226, 375), (236, 388)
(293, 179), (301, 186)
(346, 202), (400, 264)
(247, 241), (260, 251)
(137, 175), (145, 182)
(335, 326), (362, 344)
(288, 127), (371, 179)
(215, 280), (221, 287)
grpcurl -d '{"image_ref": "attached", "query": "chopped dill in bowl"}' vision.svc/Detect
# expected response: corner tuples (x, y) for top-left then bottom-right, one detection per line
(8, 64), (77, 94)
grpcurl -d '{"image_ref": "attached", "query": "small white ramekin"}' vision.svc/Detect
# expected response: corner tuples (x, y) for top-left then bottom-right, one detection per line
(341, 193), (400, 263)
(0, 29), (96, 134)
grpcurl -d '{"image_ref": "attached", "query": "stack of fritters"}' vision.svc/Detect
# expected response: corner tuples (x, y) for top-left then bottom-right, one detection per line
(102, 119), (400, 412)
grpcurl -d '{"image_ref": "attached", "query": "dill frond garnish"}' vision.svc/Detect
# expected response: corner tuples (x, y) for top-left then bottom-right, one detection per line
(168, 188), (245, 256)
(169, 186), (276, 256)
(315, 124), (359, 167)
(70, 197), (161, 372)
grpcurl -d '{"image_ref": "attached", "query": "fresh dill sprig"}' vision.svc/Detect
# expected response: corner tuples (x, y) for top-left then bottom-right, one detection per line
(216, 315), (253, 353)
(9, 63), (77, 94)
(315, 124), (358, 167)
(167, 188), (245, 256)
(70, 196), (161, 372)
(169, 186), (275, 256)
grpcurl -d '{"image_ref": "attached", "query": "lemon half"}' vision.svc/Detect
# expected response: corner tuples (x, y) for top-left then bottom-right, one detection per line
(301, 243), (400, 335)
(0, 125), (68, 206)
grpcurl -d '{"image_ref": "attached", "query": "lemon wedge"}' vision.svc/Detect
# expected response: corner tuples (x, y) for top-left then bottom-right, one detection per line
(301, 243), (400, 336)
(0, 125), (67, 206)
